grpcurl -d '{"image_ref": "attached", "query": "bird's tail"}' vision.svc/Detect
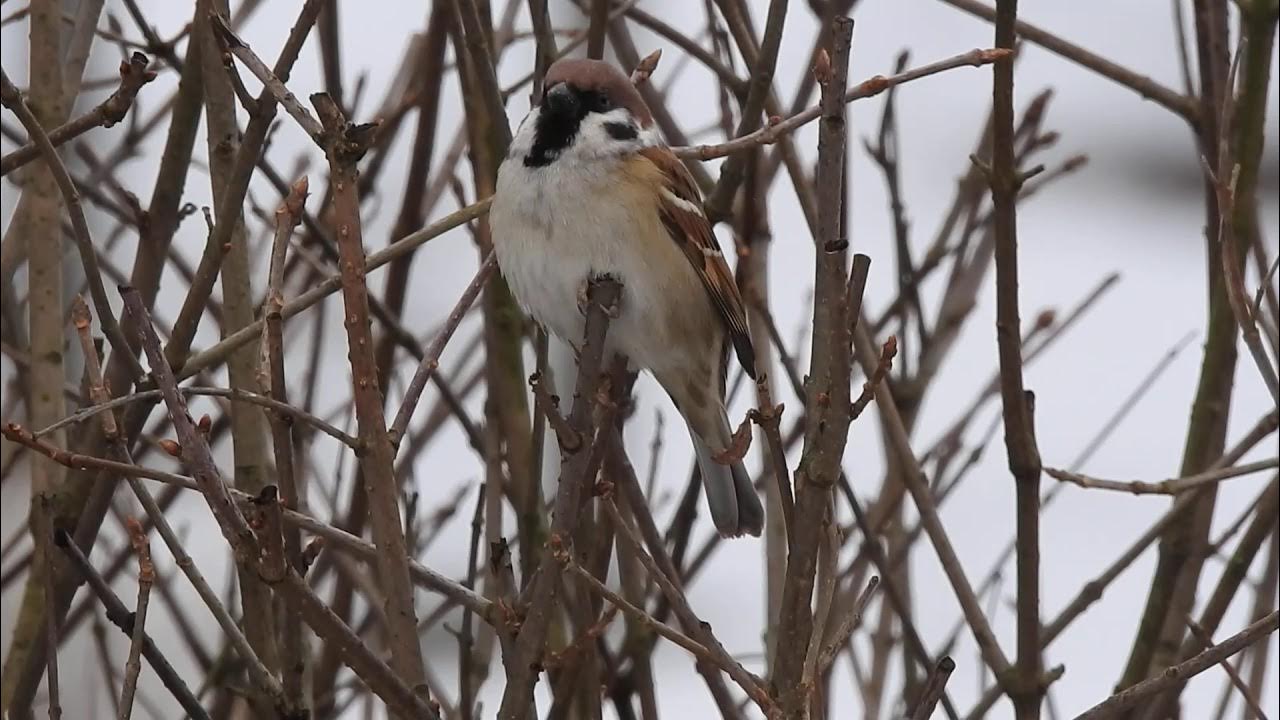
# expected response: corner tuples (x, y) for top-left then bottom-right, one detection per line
(689, 409), (764, 538)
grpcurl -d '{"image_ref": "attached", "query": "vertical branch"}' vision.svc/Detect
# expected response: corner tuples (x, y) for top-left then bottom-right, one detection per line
(70, 296), (283, 708)
(1241, 527), (1279, 711)
(771, 18), (854, 715)
(989, 0), (1044, 717)
(526, 0), (558, 98)
(37, 497), (62, 720)
(586, 0), (610, 60)
(311, 92), (430, 707)
(734, 151), (788, 666)
(496, 278), (622, 720)
(1121, 0), (1272, 695)
(117, 520), (154, 720)
(704, 0), (791, 219)
(1219, 2), (1280, 403)
(2, 6), (211, 709)
(314, 8), (449, 706)
(449, 2), (539, 678)
(196, 0), (280, 677)
(264, 177), (312, 715)
(2, 0), (66, 708)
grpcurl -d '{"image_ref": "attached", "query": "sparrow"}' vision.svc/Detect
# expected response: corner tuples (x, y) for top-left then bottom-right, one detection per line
(490, 58), (765, 538)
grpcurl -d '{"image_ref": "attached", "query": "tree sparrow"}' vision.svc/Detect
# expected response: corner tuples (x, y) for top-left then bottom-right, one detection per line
(490, 58), (765, 538)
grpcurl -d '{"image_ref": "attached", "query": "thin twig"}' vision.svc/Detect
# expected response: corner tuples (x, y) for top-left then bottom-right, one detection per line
(988, 1), (1045, 714)
(674, 47), (1011, 160)
(312, 91), (430, 701)
(117, 520), (154, 720)
(936, 0), (1199, 122)
(1045, 458), (1278, 496)
(211, 13), (325, 140)
(0, 69), (147, 383)
(911, 656), (957, 720)
(388, 254), (497, 447)
(1, 52), (156, 176)
(31, 386), (360, 449)
(1184, 616), (1271, 720)
(37, 496), (62, 720)
(1074, 611), (1279, 719)
(53, 531), (209, 720)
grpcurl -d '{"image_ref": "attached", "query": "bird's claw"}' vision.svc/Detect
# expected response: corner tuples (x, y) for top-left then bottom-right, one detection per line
(577, 279), (622, 318)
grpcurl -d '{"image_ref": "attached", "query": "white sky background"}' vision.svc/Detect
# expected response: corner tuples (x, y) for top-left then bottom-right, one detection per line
(2, 0), (1278, 718)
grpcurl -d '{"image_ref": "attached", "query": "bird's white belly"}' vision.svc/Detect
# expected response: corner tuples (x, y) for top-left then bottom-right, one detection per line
(490, 161), (707, 380)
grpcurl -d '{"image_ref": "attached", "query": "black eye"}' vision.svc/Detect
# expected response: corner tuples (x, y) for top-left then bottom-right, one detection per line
(592, 91), (612, 112)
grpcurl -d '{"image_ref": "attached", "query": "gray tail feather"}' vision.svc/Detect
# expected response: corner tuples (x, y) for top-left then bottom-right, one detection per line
(691, 434), (764, 538)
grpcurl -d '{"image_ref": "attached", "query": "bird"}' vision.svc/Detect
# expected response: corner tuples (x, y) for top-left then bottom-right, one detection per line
(489, 58), (765, 538)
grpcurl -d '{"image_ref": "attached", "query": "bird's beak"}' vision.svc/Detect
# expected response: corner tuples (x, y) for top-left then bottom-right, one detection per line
(543, 82), (579, 116)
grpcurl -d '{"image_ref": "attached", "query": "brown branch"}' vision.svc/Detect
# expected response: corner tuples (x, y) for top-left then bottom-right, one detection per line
(387, 254), (497, 447)
(263, 176), (311, 715)
(702, 0), (792, 216)
(674, 47), (1010, 160)
(816, 575), (879, 674)
(0, 11), (209, 708)
(585, 0), (610, 59)
(528, 370), (583, 452)
(167, 0), (325, 363)
(0, 425), (494, 621)
(52, 531), (208, 720)
(1184, 616), (1271, 720)
(773, 21), (855, 715)
(127, 291), (441, 718)
(854, 321), (1013, 680)
(66, 298), (286, 710)
(1117, 0), (1236, 690)
(1, 52), (156, 177)
(935, 0), (1199, 122)
(497, 276), (622, 718)
(609, 437), (759, 717)
(850, 335), (898, 419)
(210, 13), (325, 141)
(175, 197), (492, 382)
(910, 656), (957, 720)
(989, 2), (1044, 715)
(605, 496), (773, 712)
(31, 386), (360, 449)
(561, 556), (720, 675)
(117, 520), (154, 720)
(36, 495), (62, 720)
(1045, 458), (1278, 495)
(276, 570), (438, 719)
(753, 377), (794, 547)
(0, 69), (147, 383)
(312, 91), (430, 705)
(845, 491), (962, 720)
(1075, 611), (1279, 720)
(118, 289), (292, 713)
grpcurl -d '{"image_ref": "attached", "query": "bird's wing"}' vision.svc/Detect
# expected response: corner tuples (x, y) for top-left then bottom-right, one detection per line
(638, 146), (756, 379)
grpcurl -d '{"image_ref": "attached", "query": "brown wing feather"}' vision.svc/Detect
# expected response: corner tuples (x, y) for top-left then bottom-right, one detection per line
(638, 147), (756, 379)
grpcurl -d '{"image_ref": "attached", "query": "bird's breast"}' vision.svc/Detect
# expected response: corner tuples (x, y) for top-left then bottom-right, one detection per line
(490, 157), (717, 377)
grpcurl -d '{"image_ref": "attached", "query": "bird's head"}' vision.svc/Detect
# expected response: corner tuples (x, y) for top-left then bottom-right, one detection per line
(515, 58), (656, 168)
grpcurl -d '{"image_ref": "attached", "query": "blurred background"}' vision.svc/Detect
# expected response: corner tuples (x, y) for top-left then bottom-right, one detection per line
(2, 1), (1277, 718)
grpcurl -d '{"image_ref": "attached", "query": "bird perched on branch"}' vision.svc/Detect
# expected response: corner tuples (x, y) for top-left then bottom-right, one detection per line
(490, 58), (764, 537)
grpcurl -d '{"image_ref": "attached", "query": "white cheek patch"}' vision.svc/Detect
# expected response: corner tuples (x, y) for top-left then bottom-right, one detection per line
(572, 108), (651, 159)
